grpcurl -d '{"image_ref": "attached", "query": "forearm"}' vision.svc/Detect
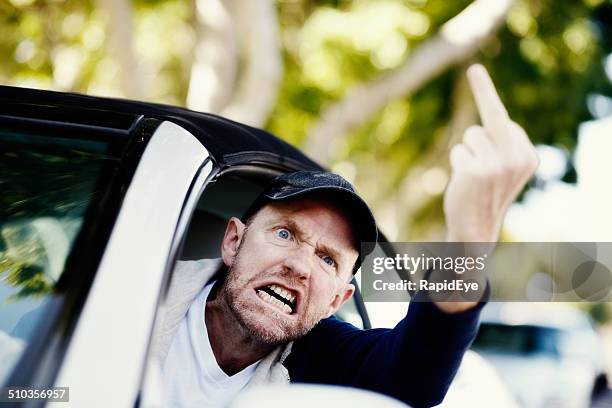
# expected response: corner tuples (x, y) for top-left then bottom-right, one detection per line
(288, 290), (486, 407)
(378, 291), (487, 407)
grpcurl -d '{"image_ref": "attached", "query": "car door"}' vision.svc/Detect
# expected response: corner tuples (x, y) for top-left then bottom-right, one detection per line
(48, 121), (214, 407)
(2, 88), (373, 408)
(0, 103), (161, 405)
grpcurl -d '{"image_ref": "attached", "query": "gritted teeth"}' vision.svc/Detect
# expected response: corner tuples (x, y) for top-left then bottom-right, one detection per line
(267, 284), (296, 304)
(256, 284), (298, 314)
(257, 288), (293, 314)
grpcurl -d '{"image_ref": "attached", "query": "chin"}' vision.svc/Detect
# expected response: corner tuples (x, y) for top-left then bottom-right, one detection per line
(231, 292), (314, 345)
(235, 307), (298, 345)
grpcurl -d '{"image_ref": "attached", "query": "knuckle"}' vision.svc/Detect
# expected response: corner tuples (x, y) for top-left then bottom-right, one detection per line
(462, 133), (475, 146)
(506, 151), (532, 172)
(470, 163), (497, 181)
(450, 143), (464, 154)
(508, 157), (526, 172)
(463, 126), (485, 144)
(466, 125), (483, 134)
(462, 164), (480, 177)
(490, 163), (506, 178)
(516, 150), (540, 173)
(449, 146), (462, 162)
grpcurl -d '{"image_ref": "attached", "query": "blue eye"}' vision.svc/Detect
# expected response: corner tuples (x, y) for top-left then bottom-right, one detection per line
(276, 228), (291, 240)
(322, 255), (336, 268)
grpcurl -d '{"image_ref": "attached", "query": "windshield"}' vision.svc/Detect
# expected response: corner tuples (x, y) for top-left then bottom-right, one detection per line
(0, 128), (122, 383)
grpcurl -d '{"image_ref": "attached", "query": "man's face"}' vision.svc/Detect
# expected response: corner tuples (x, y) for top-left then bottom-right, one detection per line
(220, 197), (358, 345)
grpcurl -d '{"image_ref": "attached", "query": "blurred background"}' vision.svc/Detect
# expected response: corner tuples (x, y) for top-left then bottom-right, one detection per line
(2, 0), (612, 406)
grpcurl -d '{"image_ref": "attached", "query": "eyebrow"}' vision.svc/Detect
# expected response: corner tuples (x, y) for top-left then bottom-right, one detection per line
(282, 218), (344, 261)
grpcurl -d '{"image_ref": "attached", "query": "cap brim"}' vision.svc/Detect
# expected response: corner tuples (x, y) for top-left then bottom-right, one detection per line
(265, 185), (379, 262)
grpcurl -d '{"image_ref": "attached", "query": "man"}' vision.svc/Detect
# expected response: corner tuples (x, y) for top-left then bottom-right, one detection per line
(150, 65), (539, 407)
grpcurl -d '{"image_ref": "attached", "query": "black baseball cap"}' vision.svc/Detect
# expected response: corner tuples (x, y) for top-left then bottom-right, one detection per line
(241, 171), (378, 274)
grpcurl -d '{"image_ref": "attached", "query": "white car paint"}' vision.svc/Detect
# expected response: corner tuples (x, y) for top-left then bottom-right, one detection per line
(50, 122), (211, 408)
(436, 350), (519, 408)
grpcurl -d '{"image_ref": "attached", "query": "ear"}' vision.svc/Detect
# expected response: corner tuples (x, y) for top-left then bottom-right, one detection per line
(221, 217), (246, 267)
(325, 283), (355, 318)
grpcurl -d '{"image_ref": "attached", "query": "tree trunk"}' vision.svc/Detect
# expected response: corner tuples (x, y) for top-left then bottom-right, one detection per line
(186, 0), (238, 113)
(220, 0), (283, 127)
(97, 0), (144, 99)
(186, 0), (282, 128)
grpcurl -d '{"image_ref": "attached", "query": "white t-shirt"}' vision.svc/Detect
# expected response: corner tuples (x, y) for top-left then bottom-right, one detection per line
(162, 281), (259, 408)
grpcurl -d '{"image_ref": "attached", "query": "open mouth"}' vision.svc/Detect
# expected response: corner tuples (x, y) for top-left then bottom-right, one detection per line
(256, 284), (297, 315)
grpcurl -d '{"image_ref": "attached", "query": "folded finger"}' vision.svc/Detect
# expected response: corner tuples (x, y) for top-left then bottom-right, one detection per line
(449, 144), (474, 171)
(462, 125), (497, 159)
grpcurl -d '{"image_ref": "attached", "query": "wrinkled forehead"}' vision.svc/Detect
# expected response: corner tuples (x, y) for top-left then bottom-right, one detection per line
(253, 197), (359, 255)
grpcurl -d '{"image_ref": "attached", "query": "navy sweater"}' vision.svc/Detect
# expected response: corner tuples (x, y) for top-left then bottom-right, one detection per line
(285, 299), (485, 407)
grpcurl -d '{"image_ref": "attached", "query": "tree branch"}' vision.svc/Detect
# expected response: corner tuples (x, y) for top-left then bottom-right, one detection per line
(97, 0), (144, 99)
(304, 0), (516, 165)
(220, 0), (283, 126)
(186, 0), (238, 112)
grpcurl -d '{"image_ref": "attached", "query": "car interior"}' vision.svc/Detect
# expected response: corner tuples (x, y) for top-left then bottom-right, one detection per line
(176, 167), (368, 329)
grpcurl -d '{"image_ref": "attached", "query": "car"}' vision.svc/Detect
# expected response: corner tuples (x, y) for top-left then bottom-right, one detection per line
(0, 85), (374, 407)
(435, 350), (519, 408)
(472, 302), (608, 408)
(230, 384), (410, 408)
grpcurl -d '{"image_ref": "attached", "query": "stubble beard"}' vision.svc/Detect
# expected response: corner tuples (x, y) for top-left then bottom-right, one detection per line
(223, 240), (325, 346)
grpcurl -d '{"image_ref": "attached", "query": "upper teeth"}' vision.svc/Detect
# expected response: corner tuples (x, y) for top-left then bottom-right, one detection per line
(269, 284), (296, 304)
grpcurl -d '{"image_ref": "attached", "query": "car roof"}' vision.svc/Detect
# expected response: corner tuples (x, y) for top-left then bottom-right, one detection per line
(0, 85), (322, 171)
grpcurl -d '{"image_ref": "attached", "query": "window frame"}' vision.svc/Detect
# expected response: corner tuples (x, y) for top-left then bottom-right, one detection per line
(50, 121), (212, 407)
(1, 115), (155, 392)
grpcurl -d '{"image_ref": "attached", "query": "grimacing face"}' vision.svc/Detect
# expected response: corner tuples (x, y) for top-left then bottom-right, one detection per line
(219, 197), (358, 345)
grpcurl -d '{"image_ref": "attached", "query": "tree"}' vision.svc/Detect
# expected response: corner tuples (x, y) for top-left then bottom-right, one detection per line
(1, 0), (611, 297)
(303, 0), (516, 166)
(185, 0), (283, 127)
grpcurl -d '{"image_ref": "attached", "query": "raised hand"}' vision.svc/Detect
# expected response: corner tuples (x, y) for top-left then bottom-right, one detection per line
(444, 64), (539, 243)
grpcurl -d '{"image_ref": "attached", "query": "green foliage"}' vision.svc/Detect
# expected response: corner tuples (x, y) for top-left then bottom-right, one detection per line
(578, 302), (612, 325)
(270, 0), (612, 243)
(0, 130), (115, 300)
(3, 0), (609, 159)
(1, 0), (612, 305)
(0, 224), (53, 301)
(486, 0), (611, 150)
(274, 0), (612, 161)
(0, 0), (98, 89)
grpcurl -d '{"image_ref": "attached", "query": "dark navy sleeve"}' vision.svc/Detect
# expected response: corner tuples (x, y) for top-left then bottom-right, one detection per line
(285, 296), (486, 408)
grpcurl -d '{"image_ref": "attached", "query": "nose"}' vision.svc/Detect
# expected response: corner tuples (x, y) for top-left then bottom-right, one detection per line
(283, 244), (313, 282)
